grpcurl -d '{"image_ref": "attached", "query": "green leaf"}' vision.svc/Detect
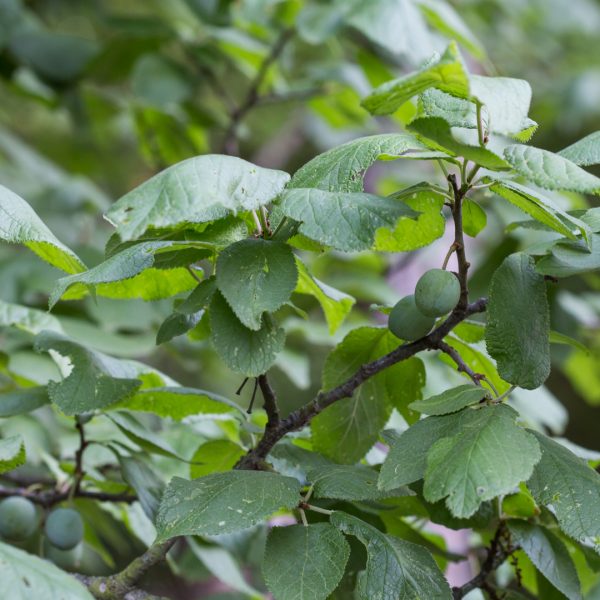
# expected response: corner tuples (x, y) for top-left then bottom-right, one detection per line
(107, 411), (183, 460)
(485, 253), (550, 389)
(418, 76), (537, 140)
(175, 278), (217, 316)
(216, 239), (297, 330)
(423, 405), (541, 518)
(558, 131), (600, 166)
(111, 386), (241, 420)
(409, 384), (488, 415)
(416, 0), (486, 61)
(330, 512), (452, 600)
(374, 187), (446, 251)
(309, 464), (409, 501)
(549, 330), (589, 355)
(0, 183), (85, 274)
(378, 412), (461, 491)
(118, 454), (164, 521)
(156, 311), (203, 344)
(452, 320), (485, 343)
(263, 523), (350, 600)
(462, 198), (487, 237)
(34, 331), (141, 415)
(504, 145), (600, 194)
(290, 134), (445, 192)
(311, 327), (397, 463)
(527, 432), (600, 548)
(0, 435), (25, 474)
(155, 471), (301, 541)
(190, 440), (245, 479)
(408, 117), (509, 170)
(294, 258), (355, 334)
(0, 387), (49, 416)
(385, 356), (427, 424)
(209, 291), (286, 377)
(105, 155), (290, 241)
(508, 522), (582, 600)
(188, 539), (266, 600)
(488, 179), (587, 242)
(0, 540), (94, 598)
(279, 188), (416, 252)
(49, 242), (198, 308)
(0, 299), (63, 335)
(362, 41), (469, 116)
(536, 233), (600, 278)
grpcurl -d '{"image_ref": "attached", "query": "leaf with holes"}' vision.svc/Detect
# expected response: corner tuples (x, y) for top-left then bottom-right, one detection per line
(331, 512), (452, 600)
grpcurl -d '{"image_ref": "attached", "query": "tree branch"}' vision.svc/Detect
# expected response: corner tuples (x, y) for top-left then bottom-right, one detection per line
(452, 523), (518, 599)
(235, 298), (488, 470)
(0, 485), (137, 507)
(436, 340), (484, 386)
(78, 540), (176, 600)
(222, 27), (294, 155)
(257, 373), (280, 429)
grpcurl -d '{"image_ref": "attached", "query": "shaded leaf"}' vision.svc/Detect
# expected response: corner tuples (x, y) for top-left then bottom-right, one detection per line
(176, 277), (217, 315)
(111, 386), (241, 420)
(264, 523), (350, 600)
(485, 253), (550, 389)
(34, 331), (141, 415)
(509, 522), (582, 600)
(294, 258), (355, 334)
(0, 387), (49, 416)
(190, 440), (245, 479)
(0, 299), (63, 335)
(155, 471), (301, 540)
(209, 291), (286, 377)
(536, 233), (600, 278)
(331, 512), (452, 600)
(216, 239), (297, 330)
(156, 311), (203, 344)
(462, 198), (487, 237)
(118, 454), (164, 521)
(527, 432), (600, 549)
(0, 540), (93, 598)
(409, 384), (488, 415)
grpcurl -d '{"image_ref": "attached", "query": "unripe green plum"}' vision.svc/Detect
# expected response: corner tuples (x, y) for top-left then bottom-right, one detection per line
(0, 497), (37, 541)
(45, 540), (83, 569)
(45, 508), (84, 550)
(415, 269), (460, 317)
(388, 295), (435, 341)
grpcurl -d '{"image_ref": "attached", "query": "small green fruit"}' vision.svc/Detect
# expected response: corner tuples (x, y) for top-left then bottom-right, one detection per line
(45, 540), (83, 569)
(45, 508), (84, 550)
(388, 295), (436, 341)
(415, 269), (460, 317)
(0, 497), (37, 541)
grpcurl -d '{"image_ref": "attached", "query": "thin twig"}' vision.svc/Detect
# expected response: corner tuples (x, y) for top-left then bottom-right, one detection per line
(222, 28), (294, 155)
(0, 486), (137, 507)
(436, 340), (484, 386)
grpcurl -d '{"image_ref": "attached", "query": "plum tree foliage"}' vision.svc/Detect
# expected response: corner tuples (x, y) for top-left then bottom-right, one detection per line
(1, 1), (600, 599)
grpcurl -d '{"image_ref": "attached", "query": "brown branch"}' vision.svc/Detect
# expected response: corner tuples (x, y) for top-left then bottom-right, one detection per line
(222, 27), (294, 155)
(72, 418), (89, 496)
(0, 485), (137, 507)
(448, 172), (470, 309)
(258, 373), (280, 429)
(235, 298), (488, 470)
(78, 539), (176, 600)
(436, 340), (484, 386)
(452, 523), (518, 599)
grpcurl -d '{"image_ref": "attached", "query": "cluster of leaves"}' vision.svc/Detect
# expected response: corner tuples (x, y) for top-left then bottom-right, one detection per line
(1, 1), (600, 600)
